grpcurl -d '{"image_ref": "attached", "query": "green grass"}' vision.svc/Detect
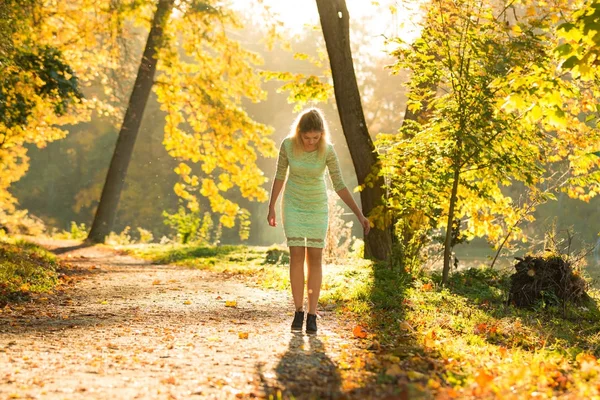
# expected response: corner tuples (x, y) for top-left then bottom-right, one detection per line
(0, 239), (60, 302)
(124, 243), (293, 290)
(122, 243), (373, 296)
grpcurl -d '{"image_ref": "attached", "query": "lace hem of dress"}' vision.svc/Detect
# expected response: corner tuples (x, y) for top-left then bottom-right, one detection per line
(286, 237), (325, 249)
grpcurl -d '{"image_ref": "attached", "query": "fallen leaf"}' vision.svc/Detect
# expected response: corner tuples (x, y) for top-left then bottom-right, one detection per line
(152, 280), (161, 285)
(367, 340), (381, 351)
(183, 300), (191, 305)
(398, 321), (413, 331)
(353, 325), (368, 339)
(238, 332), (249, 339)
(474, 323), (488, 334)
(225, 300), (237, 307)
(475, 370), (494, 387)
(498, 346), (507, 357)
(385, 364), (403, 377)
(424, 330), (437, 348)
(382, 354), (401, 363)
(161, 376), (177, 385)
(407, 370), (426, 381)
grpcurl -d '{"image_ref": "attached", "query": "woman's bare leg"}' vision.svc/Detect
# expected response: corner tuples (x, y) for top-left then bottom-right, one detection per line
(306, 247), (323, 315)
(289, 246), (306, 311)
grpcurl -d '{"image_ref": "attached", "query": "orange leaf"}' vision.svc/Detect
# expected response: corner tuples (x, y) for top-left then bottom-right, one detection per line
(498, 346), (507, 357)
(238, 332), (249, 339)
(475, 370), (494, 387)
(161, 376), (177, 385)
(422, 283), (433, 291)
(474, 323), (488, 334)
(353, 325), (368, 339)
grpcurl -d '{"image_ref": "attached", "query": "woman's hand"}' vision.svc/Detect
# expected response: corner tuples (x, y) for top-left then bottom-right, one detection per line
(267, 207), (277, 227)
(359, 214), (371, 235)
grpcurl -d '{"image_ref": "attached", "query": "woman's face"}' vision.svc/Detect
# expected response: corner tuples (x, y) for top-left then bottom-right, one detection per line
(301, 130), (322, 150)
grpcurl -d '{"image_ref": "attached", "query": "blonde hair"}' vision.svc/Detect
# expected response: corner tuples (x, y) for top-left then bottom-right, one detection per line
(288, 108), (330, 157)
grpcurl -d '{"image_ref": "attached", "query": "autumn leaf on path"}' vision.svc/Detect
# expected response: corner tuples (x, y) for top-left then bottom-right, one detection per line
(407, 370), (426, 381)
(161, 376), (177, 385)
(385, 364), (403, 377)
(398, 321), (413, 332)
(475, 370), (494, 387)
(423, 329), (438, 349)
(225, 300), (237, 307)
(238, 332), (249, 339)
(353, 325), (368, 339)
(183, 300), (191, 305)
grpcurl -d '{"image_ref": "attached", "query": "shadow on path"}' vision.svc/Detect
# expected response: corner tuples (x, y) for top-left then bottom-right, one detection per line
(258, 332), (342, 399)
(51, 242), (94, 255)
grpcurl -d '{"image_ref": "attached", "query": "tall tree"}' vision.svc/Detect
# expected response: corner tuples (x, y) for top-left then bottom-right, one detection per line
(315, 0), (391, 261)
(0, 0), (83, 229)
(377, 0), (600, 284)
(88, 0), (174, 242)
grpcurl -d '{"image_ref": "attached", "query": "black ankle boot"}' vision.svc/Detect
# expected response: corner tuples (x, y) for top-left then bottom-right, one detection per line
(291, 311), (304, 331)
(306, 313), (317, 334)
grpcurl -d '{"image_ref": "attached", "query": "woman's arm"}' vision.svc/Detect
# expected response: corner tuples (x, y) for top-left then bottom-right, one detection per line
(326, 145), (370, 235)
(336, 187), (370, 235)
(268, 140), (289, 227)
(267, 179), (285, 227)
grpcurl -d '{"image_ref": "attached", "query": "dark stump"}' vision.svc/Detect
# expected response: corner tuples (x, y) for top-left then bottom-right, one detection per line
(508, 255), (590, 308)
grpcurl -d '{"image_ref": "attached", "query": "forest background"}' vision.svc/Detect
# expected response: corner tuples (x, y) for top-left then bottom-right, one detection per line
(2, 0), (600, 277)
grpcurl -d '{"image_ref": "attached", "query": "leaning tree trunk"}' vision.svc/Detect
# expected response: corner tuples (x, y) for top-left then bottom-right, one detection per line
(316, 0), (391, 261)
(87, 0), (174, 243)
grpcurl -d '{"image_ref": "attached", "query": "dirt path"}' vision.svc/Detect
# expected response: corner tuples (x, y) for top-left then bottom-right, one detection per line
(0, 240), (382, 400)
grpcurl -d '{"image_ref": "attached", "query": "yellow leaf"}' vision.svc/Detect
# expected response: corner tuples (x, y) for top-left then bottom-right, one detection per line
(225, 300), (237, 307)
(183, 300), (192, 305)
(238, 332), (249, 339)
(407, 370), (426, 381)
(398, 321), (413, 331)
(385, 364), (403, 377)
(526, 7), (536, 17)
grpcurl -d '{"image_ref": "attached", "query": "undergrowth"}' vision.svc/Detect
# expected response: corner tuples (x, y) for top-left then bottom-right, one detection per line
(0, 239), (60, 303)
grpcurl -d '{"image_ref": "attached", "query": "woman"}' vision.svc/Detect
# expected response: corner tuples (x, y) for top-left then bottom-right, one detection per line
(267, 108), (370, 334)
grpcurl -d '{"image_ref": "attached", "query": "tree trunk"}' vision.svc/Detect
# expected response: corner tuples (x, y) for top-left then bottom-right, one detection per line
(87, 0), (174, 243)
(316, 0), (391, 261)
(442, 164), (461, 285)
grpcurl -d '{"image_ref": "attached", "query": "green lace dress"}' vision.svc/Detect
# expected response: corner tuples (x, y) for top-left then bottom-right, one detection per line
(275, 138), (346, 248)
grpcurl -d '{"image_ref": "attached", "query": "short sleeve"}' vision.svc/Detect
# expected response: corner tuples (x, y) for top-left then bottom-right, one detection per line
(275, 139), (289, 181)
(326, 144), (346, 191)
